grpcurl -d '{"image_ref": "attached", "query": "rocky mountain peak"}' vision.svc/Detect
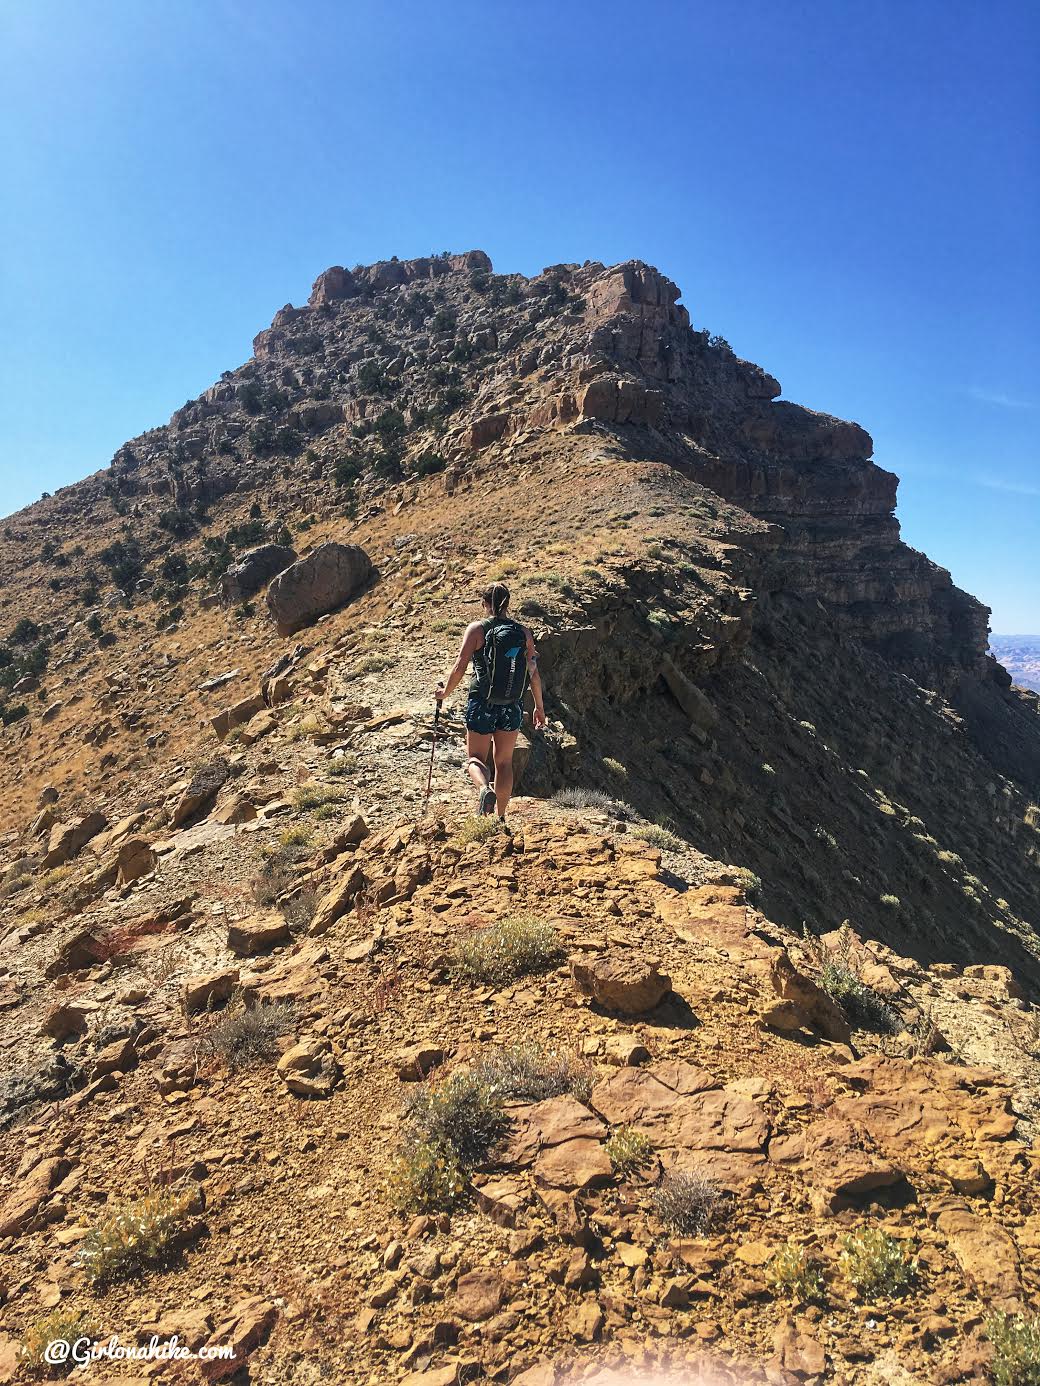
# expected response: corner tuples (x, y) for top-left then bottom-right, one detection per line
(0, 246), (1038, 1384)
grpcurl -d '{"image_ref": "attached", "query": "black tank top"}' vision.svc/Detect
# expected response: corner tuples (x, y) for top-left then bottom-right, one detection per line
(469, 618), (495, 696)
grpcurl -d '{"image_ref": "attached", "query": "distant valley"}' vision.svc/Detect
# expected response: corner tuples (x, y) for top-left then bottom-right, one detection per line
(991, 634), (1040, 692)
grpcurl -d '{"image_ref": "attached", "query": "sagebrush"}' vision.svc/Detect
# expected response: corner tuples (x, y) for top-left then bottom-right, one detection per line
(451, 914), (562, 986)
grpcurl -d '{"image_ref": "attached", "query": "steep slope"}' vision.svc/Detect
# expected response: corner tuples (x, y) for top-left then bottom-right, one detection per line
(1, 251), (1039, 1384)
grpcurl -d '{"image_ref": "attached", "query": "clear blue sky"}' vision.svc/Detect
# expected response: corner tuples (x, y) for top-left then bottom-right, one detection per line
(2, 0), (1037, 630)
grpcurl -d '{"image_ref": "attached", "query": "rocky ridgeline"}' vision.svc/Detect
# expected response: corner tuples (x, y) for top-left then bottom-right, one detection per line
(0, 249), (1039, 1380)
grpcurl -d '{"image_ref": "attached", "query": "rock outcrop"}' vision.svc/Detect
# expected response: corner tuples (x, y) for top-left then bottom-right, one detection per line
(266, 542), (374, 633)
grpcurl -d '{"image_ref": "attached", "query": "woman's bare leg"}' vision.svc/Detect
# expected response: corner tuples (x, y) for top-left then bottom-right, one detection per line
(465, 732), (493, 794)
(491, 730), (519, 817)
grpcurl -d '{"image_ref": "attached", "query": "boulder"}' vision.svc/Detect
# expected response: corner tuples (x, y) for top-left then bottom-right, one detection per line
(453, 1268), (504, 1322)
(217, 544), (297, 605)
(570, 952), (671, 1014)
(199, 1297), (278, 1382)
(91, 1036), (137, 1079)
(944, 1157), (992, 1195)
(660, 656), (717, 731)
(171, 758), (229, 829)
(115, 837), (157, 885)
(184, 968), (239, 1013)
(772, 1316), (827, 1380)
(42, 998), (98, 1040)
(308, 865), (366, 936)
(266, 542), (374, 633)
(212, 794), (258, 825)
(210, 694), (265, 740)
(41, 812), (106, 868)
(277, 1036), (341, 1097)
(45, 928), (107, 978)
(308, 265), (356, 306)
(468, 413), (512, 449)
(770, 1117), (903, 1214)
(29, 805), (57, 837)
(534, 1138), (612, 1191)
(395, 1043), (445, 1081)
(936, 1204), (1023, 1307)
(759, 951), (852, 1044)
(239, 710), (277, 745)
(227, 916), (291, 957)
(0, 1156), (73, 1238)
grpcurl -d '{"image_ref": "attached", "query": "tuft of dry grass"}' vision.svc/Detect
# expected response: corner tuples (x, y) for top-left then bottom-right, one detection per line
(476, 1044), (592, 1103)
(456, 814), (506, 844)
(197, 996), (295, 1070)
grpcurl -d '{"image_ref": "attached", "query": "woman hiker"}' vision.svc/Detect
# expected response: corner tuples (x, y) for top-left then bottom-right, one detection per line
(435, 582), (546, 820)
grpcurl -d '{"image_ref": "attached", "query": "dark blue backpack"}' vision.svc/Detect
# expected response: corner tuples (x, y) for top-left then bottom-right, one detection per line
(482, 618), (529, 705)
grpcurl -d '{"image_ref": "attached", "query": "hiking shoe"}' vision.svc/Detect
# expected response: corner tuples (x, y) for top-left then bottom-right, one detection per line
(478, 785), (497, 816)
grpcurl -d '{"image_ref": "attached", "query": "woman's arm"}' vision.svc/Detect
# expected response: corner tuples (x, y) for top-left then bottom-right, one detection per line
(435, 622), (484, 701)
(526, 628), (546, 729)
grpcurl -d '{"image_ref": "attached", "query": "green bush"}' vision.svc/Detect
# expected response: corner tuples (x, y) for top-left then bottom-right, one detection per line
(334, 456), (362, 488)
(606, 1126), (655, 1177)
(78, 1188), (197, 1285)
(403, 1069), (507, 1165)
(99, 536), (144, 591)
(633, 822), (684, 852)
(373, 408), (407, 442)
(22, 1309), (96, 1376)
(414, 450), (446, 478)
(806, 921), (901, 1033)
(768, 1241), (826, 1303)
(838, 1227), (916, 1298)
(386, 1139), (466, 1214)
(986, 1311), (1040, 1386)
(157, 507), (196, 538)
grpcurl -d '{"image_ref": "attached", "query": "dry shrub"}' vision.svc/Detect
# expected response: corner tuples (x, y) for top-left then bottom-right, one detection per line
(197, 997), (295, 1070)
(476, 1044), (592, 1103)
(651, 1169), (723, 1235)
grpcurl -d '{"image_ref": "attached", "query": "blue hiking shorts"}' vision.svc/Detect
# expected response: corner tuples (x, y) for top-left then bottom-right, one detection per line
(465, 693), (523, 735)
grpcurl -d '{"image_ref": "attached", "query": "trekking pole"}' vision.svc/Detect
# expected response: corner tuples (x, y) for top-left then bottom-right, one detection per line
(422, 698), (443, 814)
